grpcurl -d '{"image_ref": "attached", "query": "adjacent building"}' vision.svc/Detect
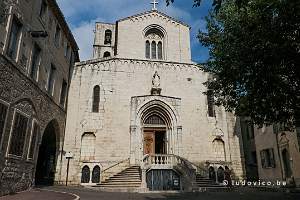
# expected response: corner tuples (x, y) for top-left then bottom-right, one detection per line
(0, 0), (79, 195)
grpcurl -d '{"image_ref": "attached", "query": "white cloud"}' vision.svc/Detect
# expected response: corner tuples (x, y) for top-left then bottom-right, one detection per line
(72, 18), (103, 60)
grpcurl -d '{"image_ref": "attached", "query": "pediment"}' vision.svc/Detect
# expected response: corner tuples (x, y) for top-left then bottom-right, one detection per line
(117, 10), (190, 28)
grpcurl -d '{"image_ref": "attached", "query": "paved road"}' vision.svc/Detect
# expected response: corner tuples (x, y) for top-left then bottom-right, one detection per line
(0, 188), (77, 200)
(47, 186), (300, 200)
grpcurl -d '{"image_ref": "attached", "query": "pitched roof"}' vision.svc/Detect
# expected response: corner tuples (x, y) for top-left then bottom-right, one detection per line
(117, 10), (190, 28)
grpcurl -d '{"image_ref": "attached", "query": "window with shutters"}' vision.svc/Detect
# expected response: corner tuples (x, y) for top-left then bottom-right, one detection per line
(8, 111), (29, 157)
(260, 148), (275, 168)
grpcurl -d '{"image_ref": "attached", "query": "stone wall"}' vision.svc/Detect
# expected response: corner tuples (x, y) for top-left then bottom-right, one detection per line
(0, 55), (66, 195)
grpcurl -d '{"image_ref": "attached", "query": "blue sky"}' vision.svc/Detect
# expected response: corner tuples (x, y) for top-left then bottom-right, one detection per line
(57, 0), (211, 63)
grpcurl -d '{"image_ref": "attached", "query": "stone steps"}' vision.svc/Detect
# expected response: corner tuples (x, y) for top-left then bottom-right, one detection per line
(195, 174), (229, 191)
(94, 165), (141, 190)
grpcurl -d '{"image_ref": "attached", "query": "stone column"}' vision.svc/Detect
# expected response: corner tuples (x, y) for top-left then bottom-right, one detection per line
(130, 125), (137, 165)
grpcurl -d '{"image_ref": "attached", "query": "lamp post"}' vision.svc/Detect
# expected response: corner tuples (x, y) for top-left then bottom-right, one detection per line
(65, 152), (73, 186)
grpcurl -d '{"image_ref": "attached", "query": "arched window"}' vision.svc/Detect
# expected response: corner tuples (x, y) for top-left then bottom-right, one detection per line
(92, 166), (101, 183)
(217, 167), (224, 183)
(92, 85), (100, 112)
(104, 30), (112, 44)
(144, 115), (165, 125)
(151, 41), (156, 59)
(157, 41), (162, 60)
(212, 139), (225, 161)
(144, 27), (164, 60)
(103, 51), (111, 58)
(81, 165), (90, 183)
(80, 132), (96, 161)
(145, 41), (150, 59)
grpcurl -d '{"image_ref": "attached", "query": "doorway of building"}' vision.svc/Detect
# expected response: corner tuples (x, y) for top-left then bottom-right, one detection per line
(35, 120), (59, 185)
(282, 148), (292, 179)
(144, 129), (166, 155)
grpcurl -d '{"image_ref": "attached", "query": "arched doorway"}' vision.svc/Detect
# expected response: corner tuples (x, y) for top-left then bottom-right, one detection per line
(35, 120), (59, 185)
(217, 166), (225, 183)
(282, 148), (292, 179)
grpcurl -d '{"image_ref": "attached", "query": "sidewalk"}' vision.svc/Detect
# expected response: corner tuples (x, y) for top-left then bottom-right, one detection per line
(0, 188), (79, 200)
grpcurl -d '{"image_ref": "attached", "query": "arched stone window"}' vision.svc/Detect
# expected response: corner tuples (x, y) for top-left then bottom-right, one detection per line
(92, 85), (100, 112)
(104, 30), (112, 44)
(80, 132), (96, 161)
(144, 27), (164, 60)
(92, 165), (101, 183)
(151, 41), (156, 59)
(157, 41), (162, 60)
(212, 138), (225, 161)
(81, 165), (90, 183)
(145, 40), (150, 59)
(103, 51), (111, 58)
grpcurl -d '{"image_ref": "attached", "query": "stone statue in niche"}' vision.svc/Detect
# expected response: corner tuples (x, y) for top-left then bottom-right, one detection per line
(151, 71), (161, 95)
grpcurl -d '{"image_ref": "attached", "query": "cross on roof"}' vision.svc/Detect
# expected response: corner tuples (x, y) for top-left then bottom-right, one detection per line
(151, 0), (159, 10)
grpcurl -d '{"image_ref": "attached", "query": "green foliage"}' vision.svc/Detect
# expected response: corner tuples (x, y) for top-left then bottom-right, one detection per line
(167, 0), (300, 128)
(198, 0), (300, 127)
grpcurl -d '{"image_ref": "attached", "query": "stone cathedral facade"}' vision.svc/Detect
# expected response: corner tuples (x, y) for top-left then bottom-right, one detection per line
(60, 8), (245, 190)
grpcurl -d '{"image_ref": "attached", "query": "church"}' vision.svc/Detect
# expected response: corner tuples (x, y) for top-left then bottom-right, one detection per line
(60, 2), (244, 191)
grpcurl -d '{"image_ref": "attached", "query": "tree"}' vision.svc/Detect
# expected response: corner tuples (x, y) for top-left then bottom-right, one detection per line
(168, 0), (300, 128)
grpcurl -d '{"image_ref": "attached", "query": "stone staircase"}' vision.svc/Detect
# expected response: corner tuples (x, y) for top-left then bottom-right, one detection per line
(194, 174), (229, 191)
(95, 165), (141, 191)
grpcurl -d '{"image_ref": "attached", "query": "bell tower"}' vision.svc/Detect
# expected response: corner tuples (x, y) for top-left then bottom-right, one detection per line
(93, 22), (116, 59)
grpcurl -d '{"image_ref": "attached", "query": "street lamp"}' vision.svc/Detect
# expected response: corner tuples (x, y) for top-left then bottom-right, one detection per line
(65, 152), (73, 186)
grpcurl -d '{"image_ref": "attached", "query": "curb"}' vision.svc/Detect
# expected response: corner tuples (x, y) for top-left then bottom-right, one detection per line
(37, 188), (80, 200)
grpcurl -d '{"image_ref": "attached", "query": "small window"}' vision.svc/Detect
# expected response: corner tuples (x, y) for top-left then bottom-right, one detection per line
(30, 43), (41, 80)
(60, 80), (68, 106)
(151, 41), (156, 59)
(39, 0), (47, 21)
(92, 166), (101, 183)
(92, 86), (100, 112)
(157, 42), (162, 60)
(103, 51), (111, 58)
(207, 89), (215, 117)
(0, 102), (8, 146)
(104, 30), (112, 44)
(65, 43), (70, 58)
(145, 41), (150, 59)
(47, 64), (56, 95)
(54, 25), (61, 47)
(260, 148), (275, 168)
(7, 16), (22, 60)
(9, 111), (29, 157)
(81, 166), (90, 183)
(28, 122), (39, 159)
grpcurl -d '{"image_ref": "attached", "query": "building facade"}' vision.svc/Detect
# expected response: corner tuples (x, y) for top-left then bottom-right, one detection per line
(60, 9), (245, 190)
(0, 0), (79, 195)
(253, 124), (300, 187)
